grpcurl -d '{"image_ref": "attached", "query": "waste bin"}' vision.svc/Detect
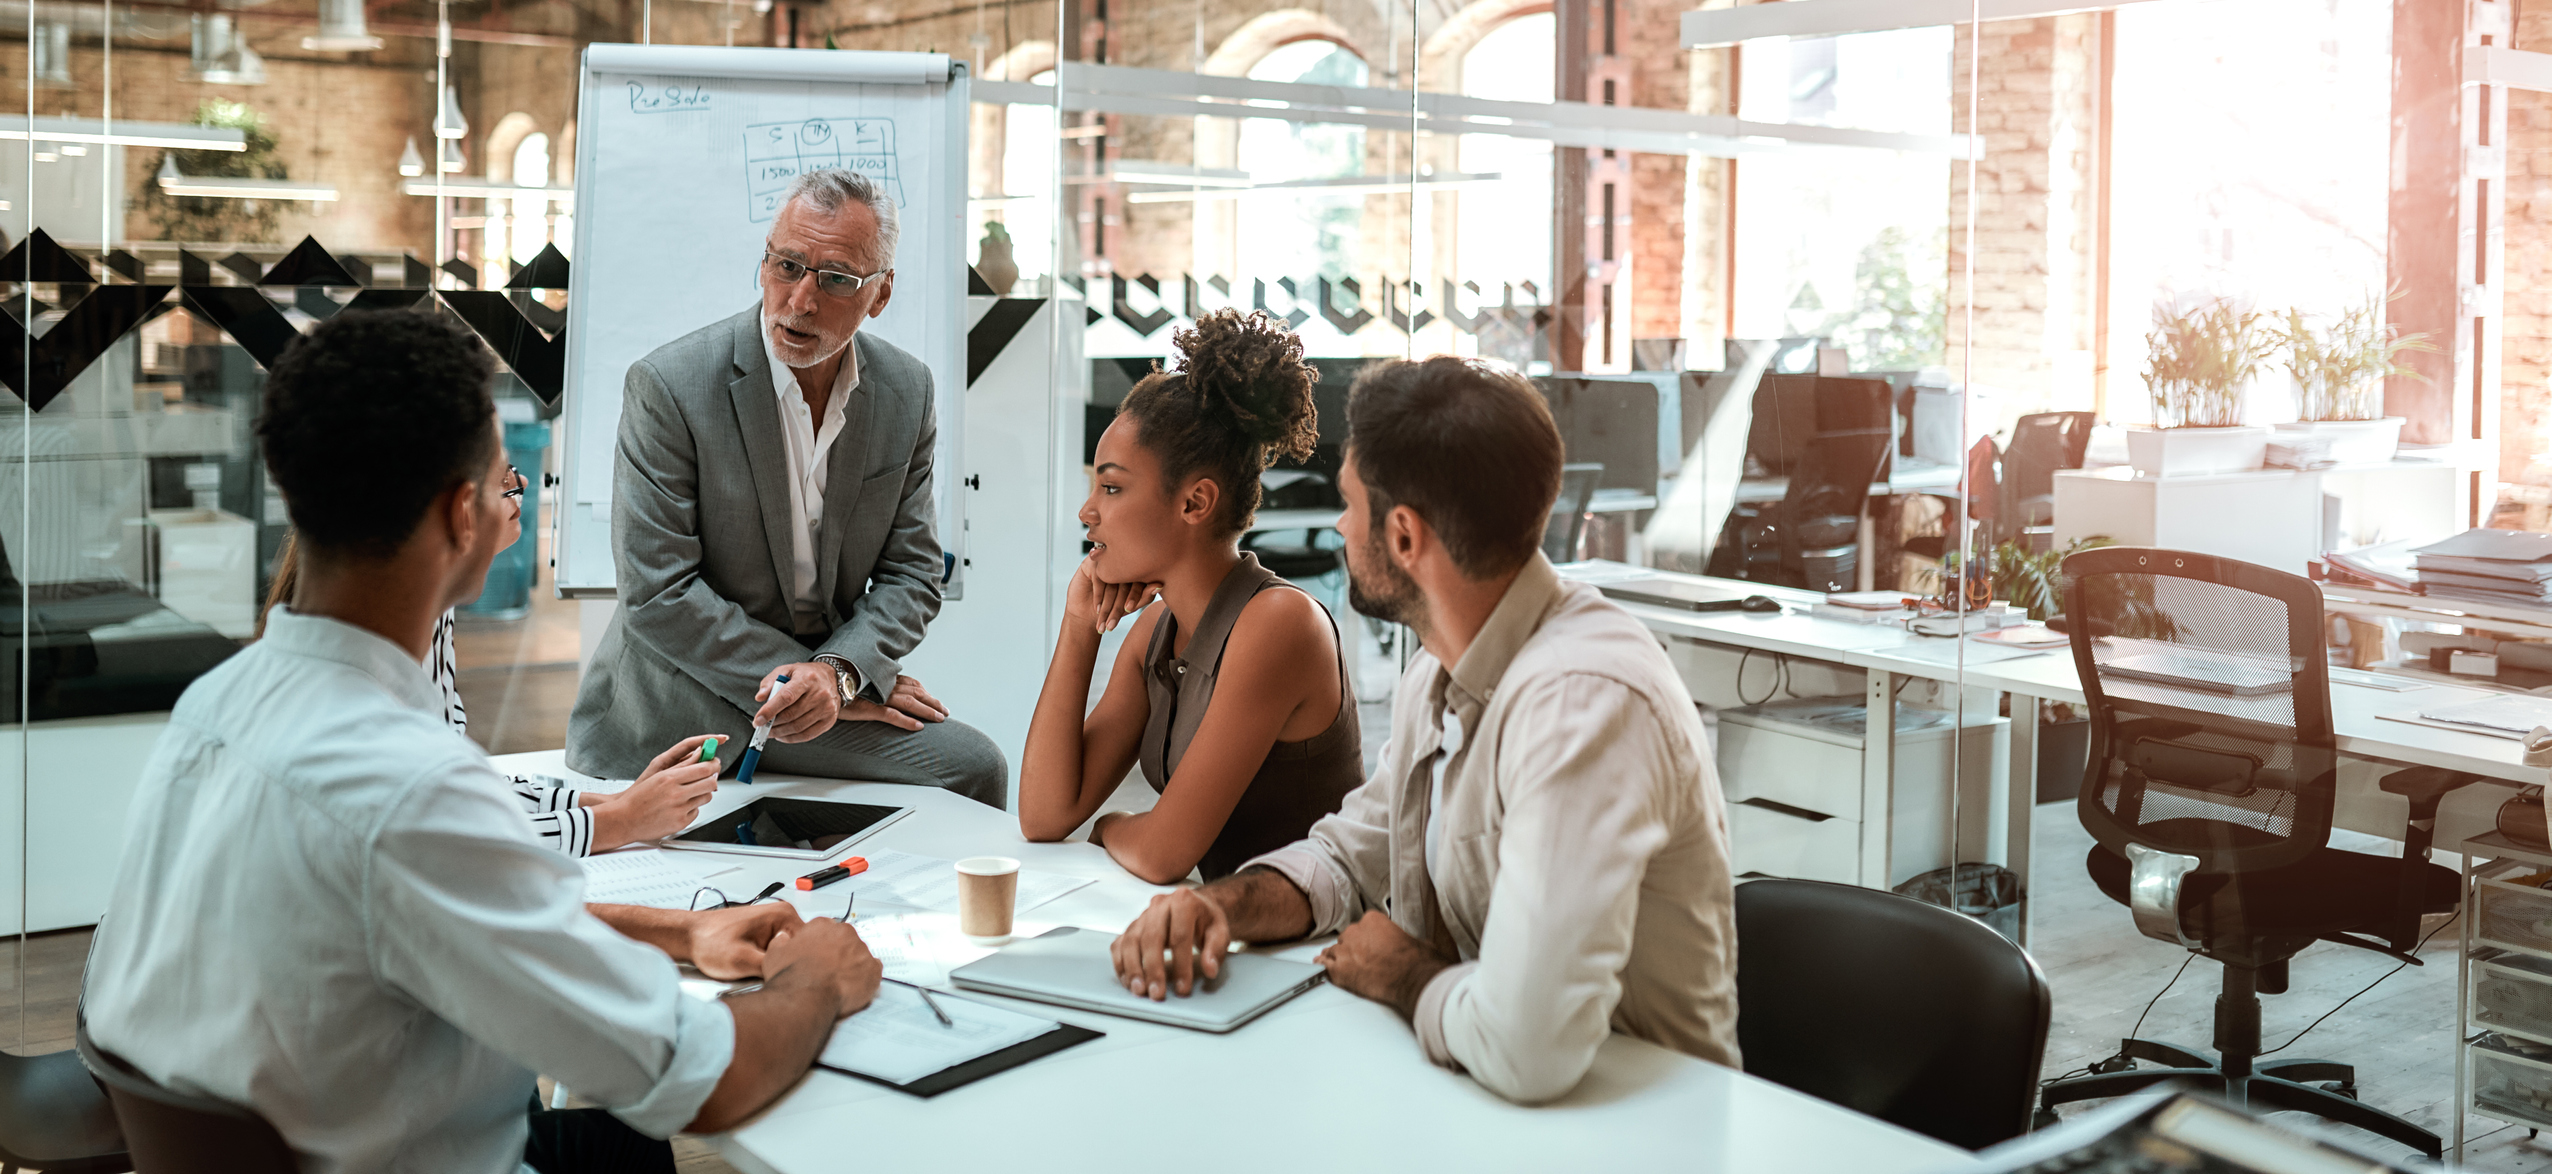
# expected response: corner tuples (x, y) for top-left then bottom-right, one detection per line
(459, 413), (550, 620)
(1892, 862), (2023, 944)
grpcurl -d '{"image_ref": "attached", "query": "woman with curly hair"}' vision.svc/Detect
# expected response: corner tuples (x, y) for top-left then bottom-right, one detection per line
(1017, 309), (1361, 884)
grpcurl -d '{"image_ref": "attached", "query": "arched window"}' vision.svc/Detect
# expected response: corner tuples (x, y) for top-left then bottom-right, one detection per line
(995, 69), (1059, 285)
(1234, 41), (1367, 283)
(508, 132), (552, 266)
(1453, 13), (1554, 302)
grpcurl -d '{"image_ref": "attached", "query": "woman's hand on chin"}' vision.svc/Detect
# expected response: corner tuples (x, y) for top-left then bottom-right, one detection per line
(1066, 552), (1162, 635)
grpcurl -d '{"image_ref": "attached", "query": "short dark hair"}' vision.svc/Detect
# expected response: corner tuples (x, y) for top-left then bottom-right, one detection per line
(257, 310), (499, 560)
(1118, 309), (1318, 536)
(1347, 356), (1561, 579)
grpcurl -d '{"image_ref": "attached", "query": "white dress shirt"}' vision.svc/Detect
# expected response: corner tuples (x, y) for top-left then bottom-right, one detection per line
(1249, 555), (1741, 1104)
(758, 312), (859, 637)
(84, 607), (735, 1174)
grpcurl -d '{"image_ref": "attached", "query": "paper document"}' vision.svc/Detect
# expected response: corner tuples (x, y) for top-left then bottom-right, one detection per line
(581, 850), (733, 909)
(836, 850), (1096, 916)
(2408, 695), (2552, 739)
(819, 981), (1056, 1085)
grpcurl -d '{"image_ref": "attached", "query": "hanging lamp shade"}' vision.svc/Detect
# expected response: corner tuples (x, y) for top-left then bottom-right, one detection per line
(303, 0), (384, 51)
(434, 86), (468, 140)
(31, 22), (70, 88)
(439, 138), (466, 174)
(398, 136), (425, 178)
(191, 15), (267, 86)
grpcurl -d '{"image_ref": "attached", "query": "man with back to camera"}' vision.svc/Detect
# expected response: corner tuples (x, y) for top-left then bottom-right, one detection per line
(1105, 355), (1742, 1104)
(569, 167), (1007, 806)
(82, 311), (883, 1174)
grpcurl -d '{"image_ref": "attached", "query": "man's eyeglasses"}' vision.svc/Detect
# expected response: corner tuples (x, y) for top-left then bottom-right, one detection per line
(762, 252), (886, 299)
(690, 882), (855, 922)
(502, 465), (525, 501)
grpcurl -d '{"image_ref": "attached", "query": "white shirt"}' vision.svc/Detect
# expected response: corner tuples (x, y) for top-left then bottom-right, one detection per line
(83, 608), (735, 1174)
(758, 312), (859, 636)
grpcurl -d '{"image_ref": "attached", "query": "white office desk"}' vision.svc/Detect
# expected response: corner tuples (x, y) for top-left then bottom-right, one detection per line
(1567, 567), (2545, 942)
(490, 752), (1979, 1174)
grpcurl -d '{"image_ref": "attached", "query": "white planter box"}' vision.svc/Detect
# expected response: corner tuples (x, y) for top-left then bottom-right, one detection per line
(2273, 416), (2405, 464)
(2123, 425), (2270, 477)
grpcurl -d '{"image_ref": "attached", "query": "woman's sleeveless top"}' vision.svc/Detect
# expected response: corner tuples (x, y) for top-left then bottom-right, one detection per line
(1137, 553), (1362, 880)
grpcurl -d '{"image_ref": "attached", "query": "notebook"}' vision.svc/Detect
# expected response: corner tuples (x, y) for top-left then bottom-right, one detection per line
(950, 926), (1326, 1033)
(813, 979), (1100, 1097)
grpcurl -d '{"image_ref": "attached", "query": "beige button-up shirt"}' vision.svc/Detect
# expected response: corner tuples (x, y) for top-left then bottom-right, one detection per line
(1249, 554), (1741, 1103)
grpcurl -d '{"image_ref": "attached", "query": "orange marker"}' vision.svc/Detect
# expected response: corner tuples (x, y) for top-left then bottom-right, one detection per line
(795, 856), (870, 891)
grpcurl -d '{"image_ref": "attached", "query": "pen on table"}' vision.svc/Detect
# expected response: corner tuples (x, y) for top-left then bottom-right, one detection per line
(796, 856), (869, 891)
(737, 674), (785, 784)
(883, 977), (953, 1026)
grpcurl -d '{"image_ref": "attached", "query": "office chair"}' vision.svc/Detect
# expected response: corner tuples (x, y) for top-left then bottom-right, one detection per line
(0, 1047), (128, 1173)
(2036, 547), (2477, 1159)
(74, 1019), (294, 1174)
(1771, 430), (1891, 592)
(1999, 411), (2094, 550)
(1735, 878), (2051, 1150)
(1543, 463), (1603, 562)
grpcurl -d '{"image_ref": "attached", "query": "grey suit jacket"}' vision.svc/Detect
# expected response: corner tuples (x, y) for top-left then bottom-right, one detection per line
(567, 307), (943, 778)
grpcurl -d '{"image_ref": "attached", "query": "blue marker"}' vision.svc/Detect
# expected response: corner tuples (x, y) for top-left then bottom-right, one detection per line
(737, 673), (785, 784)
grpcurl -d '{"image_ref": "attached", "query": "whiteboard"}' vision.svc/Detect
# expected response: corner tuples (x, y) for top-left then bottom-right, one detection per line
(554, 45), (968, 596)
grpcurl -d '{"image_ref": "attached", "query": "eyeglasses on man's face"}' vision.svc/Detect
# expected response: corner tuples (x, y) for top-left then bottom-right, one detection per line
(502, 466), (525, 501)
(762, 252), (886, 299)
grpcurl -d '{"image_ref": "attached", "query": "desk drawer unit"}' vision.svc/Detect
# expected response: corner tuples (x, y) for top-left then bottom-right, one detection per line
(2475, 952), (2552, 1047)
(1726, 799), (1861, 885)
(1713, 697), (2007, 889)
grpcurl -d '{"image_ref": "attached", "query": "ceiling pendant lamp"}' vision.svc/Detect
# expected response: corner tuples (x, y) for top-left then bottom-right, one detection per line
(398, 136), (426, 177)
(303, 0), (384, 51)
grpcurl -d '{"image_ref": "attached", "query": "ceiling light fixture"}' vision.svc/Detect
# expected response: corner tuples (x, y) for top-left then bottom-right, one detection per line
(398, 136), (426, 177)
(158, 156), (339, 202)
(303, 0), (384, 51)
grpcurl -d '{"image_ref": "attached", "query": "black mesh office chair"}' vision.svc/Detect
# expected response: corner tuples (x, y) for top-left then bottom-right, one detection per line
(75, 1019), (295, 1174)
(1543, 462), (1603, 562)
(1999, 411), (2093, 550)
(1736, 879), (2051, 1150)
(2036, 547), (2478, 1158)
(1772, 430), (1891, 592)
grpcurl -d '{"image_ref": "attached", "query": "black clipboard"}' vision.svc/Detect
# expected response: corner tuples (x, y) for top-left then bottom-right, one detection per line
(815, 1019), (1104, 1098)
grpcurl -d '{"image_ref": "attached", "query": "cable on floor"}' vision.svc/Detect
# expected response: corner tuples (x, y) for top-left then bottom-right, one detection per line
(2258, 911), (2458, 1059)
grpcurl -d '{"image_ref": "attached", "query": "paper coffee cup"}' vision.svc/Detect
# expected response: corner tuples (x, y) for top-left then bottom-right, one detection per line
(956, 856), (1021, 939)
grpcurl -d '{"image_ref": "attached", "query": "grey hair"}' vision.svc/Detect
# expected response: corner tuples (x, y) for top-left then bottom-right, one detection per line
(778, 168), (899, 271)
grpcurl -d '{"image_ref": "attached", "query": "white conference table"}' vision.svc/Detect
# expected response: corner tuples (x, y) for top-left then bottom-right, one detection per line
(492, 750), (1980, 1174)
(1566, 565), (2544, 941)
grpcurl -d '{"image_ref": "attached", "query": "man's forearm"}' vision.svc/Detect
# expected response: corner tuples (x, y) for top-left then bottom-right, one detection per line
(590, 904), (694, 962)
(1203, 867), (1316, 944)
(686, 972), (836, 1132)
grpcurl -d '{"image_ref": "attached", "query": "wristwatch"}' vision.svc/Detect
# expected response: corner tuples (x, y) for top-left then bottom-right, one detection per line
(812, 654), (861, 708)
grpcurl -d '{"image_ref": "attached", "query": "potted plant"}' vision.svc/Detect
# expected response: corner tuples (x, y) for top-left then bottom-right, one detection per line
(975, 220), (1018, 296)
(2128, 298), (2275, 477)
(2271, 291), (2431, 464)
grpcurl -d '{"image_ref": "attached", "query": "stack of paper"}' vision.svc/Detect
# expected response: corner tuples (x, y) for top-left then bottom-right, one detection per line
(2410, 530), (2552, 608)
(582, 850), (737, 909)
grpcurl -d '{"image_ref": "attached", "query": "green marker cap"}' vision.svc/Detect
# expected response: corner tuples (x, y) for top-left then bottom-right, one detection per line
(698, 736), (723, 763)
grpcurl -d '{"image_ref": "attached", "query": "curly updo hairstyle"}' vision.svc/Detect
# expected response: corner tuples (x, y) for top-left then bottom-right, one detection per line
(1116, 308), (1318, 536)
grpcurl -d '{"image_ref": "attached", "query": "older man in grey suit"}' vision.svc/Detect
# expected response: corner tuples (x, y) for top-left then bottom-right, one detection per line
(568, 169), (1006, 807)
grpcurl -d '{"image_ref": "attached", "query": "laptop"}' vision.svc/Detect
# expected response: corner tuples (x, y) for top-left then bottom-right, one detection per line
(1595, 577), (1754, 612)
(949, 926), (1326, 1033)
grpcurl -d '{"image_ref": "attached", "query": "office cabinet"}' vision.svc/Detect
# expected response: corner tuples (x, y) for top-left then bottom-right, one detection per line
(1716, 697), (2006, 889)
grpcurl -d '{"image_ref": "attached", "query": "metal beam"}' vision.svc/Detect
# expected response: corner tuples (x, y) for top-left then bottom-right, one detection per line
(1680, 0), (2161, 49)
(972, 64), (1979, 159)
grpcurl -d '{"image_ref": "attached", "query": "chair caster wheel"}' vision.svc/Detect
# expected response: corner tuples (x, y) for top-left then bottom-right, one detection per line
(2033, 1107), (2062, 1132)
(2317, 1081), (2358, 1101)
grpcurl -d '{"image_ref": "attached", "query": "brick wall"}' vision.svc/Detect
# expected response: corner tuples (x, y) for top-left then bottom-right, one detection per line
(2504, 3), (2552, 488)
(1947, 14), (2097, 424)
(0, 43), (436, 254)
